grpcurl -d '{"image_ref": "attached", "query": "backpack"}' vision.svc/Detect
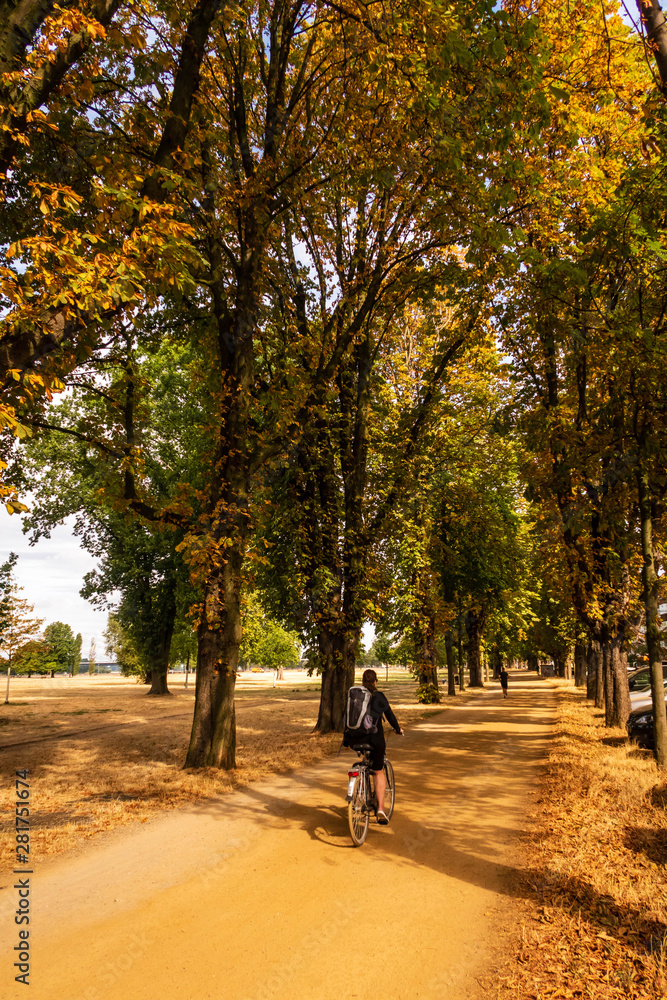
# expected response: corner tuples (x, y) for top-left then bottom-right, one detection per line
(345, 685), (377, 734)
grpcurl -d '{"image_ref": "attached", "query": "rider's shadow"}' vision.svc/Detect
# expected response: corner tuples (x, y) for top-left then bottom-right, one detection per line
(240, 778), (397, 850)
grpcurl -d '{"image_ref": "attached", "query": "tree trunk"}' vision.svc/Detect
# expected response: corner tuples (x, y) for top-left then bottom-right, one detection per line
(183, 213), (264, 767)
(606, 631), (630, 729)
(414, 611), (439, 702)
(457, 610), (465, 691)
(147, 620), (175, 696)
(635, 0), (667, 93)
(315, 628), (355, 733)
(637, 465), (667, 767)
(145, 579), (177, 695)
(527, 653), (538, 673)
(148, 669), (170, 695)
(587, 639), (600, 700)
(586, 641), (595, 698)
(594, 635), (605, 709)
(554, 654), (568, 678)
(465, 610), (484, 687)
(185, 542), (244, 768)
(602, 639), (613, 717)
(444, 630), (456, 696)
(574, 639), (587, 687)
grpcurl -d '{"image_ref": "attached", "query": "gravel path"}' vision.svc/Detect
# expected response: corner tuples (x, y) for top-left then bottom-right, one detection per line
(0, 672), (557, 1000)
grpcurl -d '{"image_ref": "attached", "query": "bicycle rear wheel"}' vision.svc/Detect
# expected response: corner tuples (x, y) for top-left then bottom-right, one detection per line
(382, 759), (395, 820)
(348, 773), (370, 846)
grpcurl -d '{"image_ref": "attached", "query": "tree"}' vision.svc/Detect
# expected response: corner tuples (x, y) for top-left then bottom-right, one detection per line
(525, 578), (577, 680)
(170, 622), (198, 688)
(239, 593), (300, 679)
(371, 631), (400, 668)
(88, 636), (96, 675)
(0, 1), (224, 512)
(10, 336), (209, 695)
(0, 550), (17, 632)
(494, 1), (651, 730)
(633, 0), (667, 92)
(256, 281), (480, 728)
(172, 0), (429, 761)
(381, 336), (528, 695)
(43, 620), (76, 676)
(0, 2), (126, 181)
(12, 638), (51, 676)
(255, 627), (300, 680)
(140, 0), (549, 763)
(104, 613), (142, 678)
(71, 632), (82, 676)
(8, 0), (637, 773)
(0, 560), (43, 700)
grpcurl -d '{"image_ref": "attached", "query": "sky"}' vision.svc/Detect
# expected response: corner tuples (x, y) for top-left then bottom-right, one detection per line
(1, 507), (376, 659)
(1, 510), (110, 659)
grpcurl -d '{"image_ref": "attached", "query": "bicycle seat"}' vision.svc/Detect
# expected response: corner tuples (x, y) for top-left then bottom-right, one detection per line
(351, 743), (373, 752)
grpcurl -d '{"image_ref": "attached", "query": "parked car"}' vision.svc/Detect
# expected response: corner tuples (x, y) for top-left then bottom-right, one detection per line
(630, 678), (667, 710)
(627, 664), (667, 693)
(627, 696), (667, 750)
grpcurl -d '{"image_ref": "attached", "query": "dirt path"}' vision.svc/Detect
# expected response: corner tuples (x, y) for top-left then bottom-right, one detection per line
(0, 673), (557, 1000)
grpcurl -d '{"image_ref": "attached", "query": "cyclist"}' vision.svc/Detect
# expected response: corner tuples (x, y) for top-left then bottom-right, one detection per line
(345, 667), (404, 824)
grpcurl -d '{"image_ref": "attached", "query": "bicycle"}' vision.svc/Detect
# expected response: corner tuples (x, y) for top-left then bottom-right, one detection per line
(345, 744), (395, 847)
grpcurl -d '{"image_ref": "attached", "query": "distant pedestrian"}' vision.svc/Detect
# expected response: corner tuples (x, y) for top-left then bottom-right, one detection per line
(499, 665), (509, 698)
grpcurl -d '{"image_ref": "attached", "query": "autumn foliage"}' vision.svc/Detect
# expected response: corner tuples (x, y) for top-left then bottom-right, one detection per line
(2, 1), (667, 774)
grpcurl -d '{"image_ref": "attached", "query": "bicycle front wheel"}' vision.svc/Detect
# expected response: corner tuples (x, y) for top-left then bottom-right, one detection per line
(382, 759), (395, 820)
(348, 773), (370, 846)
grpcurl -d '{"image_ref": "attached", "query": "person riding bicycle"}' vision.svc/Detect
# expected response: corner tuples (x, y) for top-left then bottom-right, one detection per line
(344, 668), (404, 825)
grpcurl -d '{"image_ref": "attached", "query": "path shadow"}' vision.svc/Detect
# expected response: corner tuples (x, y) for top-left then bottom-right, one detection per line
(524, 867), (667, 956)
(601, 735), (629, 748)
(197, 676), (559, 905)
(623, 824), (667, 866)
(649, 784), (667, 809)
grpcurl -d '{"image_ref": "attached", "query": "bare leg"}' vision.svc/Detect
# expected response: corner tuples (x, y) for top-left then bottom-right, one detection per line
(374, 769), (386, 815)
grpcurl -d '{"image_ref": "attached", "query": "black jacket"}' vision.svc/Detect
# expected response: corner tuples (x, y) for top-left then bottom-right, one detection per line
(369, 690), (401, 736)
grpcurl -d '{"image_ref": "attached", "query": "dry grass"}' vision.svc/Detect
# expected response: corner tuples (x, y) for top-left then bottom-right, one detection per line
(494, 687), (667, 1000)
(0, 670), (440, 874)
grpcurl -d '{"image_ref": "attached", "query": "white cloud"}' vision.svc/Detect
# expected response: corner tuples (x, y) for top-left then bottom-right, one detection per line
(1, 512), (111, 656)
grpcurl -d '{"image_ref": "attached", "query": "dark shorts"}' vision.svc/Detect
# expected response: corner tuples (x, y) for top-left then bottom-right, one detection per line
(344, 731), (386, 771)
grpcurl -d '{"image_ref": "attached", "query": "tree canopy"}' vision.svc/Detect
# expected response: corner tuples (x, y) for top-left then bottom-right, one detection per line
(3, 0), (667, 766)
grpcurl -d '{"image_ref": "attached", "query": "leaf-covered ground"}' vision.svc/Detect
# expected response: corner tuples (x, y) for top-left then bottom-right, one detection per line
(493, 688), (667, 1000)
